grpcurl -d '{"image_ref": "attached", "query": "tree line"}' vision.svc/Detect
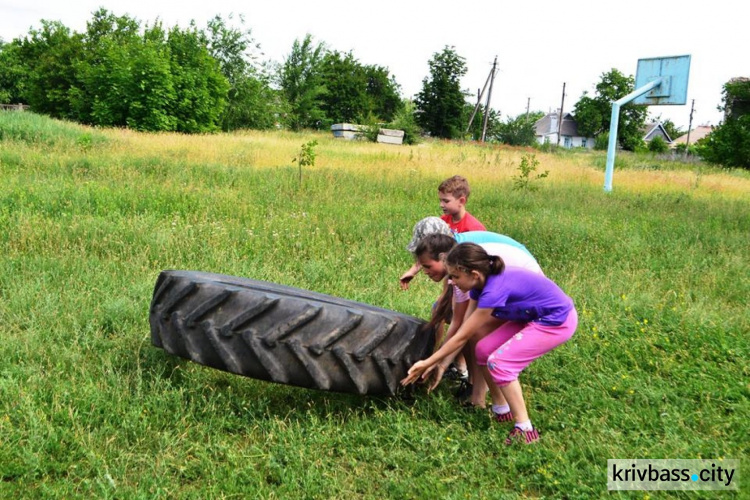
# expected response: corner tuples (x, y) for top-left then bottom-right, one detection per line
(0, 9), (747, 167)
(0, 10), (409, 136)
(0, 9), (564, 145)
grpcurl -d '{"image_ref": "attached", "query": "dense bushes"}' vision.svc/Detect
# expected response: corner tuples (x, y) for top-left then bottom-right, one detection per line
(0, 11), (405, 134)
(696, 79), (750, 169)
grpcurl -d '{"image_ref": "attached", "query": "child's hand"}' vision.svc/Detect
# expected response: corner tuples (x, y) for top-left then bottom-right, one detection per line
(401, 360), (438, 386)
(401, 360), (429, 385)
(424, 363), (447, 392)
(399, 271), (415, 290)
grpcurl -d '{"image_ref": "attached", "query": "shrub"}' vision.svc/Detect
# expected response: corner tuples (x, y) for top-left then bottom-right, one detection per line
(594, 133), (609, 150)
(388, 100), (421, 145)
(512, 153), (548, 190)
(648, 136), (669, 154)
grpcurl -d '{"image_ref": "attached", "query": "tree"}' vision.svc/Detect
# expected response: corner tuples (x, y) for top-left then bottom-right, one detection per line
(364, 65), (402, 123)
(220, 73), (280, 130)
(696, 78), (750, 168)
(573, 68), (649, 151)
(73, 11), (178, 130)
(0, 40), (25, 103)
(415, 46), (468, 139)
(205, 15), (278, 130)
(279, 34), (327, 130)
(126, 25), (178, 131)
(5, 9), (233, 132)
(723, 77), (750, 118)
(166, 23), (229, 133)
(77, 10), (228, 132)
(15, 20), (84, 119)
(69, 9), (141, 125)
(464, 103), (502, 141)
(316, 51), (403, 125)
(319, 51), (369, 124)
(495, 111), (543, 146)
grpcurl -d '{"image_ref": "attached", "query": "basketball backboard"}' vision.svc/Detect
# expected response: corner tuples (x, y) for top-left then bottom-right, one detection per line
(633, 55), (691, 105)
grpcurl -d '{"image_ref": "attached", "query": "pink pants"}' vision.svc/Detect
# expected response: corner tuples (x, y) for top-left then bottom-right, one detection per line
(475, 309), (578, 386)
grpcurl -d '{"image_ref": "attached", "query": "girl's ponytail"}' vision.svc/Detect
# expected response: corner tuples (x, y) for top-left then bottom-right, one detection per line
(487, 254), (505, 275)
(446, 243), (505, 277)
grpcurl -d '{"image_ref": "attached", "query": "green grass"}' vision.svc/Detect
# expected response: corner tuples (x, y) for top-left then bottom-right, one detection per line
(0, 112), (748, 498)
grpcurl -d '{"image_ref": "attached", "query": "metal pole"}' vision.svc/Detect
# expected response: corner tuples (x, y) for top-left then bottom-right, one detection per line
(481, 56), (498, 142)
(556, 82), (566, 147)
(466, 71), (492, 134)
(603, 102), (621, 192)
(604, 78), (664, 192)
(685, 99), (695, 157)
(525, 97), (530, 122)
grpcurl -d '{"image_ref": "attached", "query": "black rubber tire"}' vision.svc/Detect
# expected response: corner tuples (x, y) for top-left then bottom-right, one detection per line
(149, 270), (435, 396)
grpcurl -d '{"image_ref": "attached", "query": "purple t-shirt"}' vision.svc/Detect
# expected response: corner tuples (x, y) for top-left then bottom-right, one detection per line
(469, 268), (574, 326)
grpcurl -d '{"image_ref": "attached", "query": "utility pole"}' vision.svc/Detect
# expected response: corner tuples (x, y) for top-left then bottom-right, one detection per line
(466, 72), (492, 134)
(556, 82), (566, 147)
(685, 99), (695, 157)
(525, 97), (530, 122)
(480, 56), (498, 142)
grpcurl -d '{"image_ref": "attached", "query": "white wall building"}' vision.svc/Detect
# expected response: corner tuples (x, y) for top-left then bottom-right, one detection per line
(534, 111), (595, 149)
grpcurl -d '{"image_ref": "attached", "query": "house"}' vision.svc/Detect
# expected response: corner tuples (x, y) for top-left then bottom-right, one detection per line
(534, 111), (594, 149)
(670, 125), (713, 148)
(641, 122), (672, 144)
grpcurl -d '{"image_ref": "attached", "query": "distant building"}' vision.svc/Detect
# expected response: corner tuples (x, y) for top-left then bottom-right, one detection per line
(670, 125), (713, 148)
(641, 122), (672, 144)
(534, 111), (594, 149)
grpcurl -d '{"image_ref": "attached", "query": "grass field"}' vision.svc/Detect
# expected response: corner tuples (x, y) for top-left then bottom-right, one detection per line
(1, 111), (748, 499)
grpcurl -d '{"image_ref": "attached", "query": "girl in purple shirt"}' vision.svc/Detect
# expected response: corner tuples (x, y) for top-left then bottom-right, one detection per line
(402, 243), (578, 445)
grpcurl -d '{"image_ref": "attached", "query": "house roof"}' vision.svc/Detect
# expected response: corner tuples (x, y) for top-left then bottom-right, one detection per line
(641, 122), (672, 143)
(560, 117), (580, 137)
(534, 112), (582, 137)
(671, 125), (713, 146)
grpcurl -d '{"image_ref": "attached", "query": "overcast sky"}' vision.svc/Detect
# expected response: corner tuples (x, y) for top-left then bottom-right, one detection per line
(1, 0), (747, 130)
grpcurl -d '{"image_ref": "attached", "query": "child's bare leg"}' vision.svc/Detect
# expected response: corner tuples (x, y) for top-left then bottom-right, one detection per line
(498, 380), (529, 423)
(464, 340), (493, 407)
(468, 367), (486, 406)
(466, 365), (509, 408)
(465, 323), (505, 407)
(453, 353), (468, 375)
(481, 366), (508, 406)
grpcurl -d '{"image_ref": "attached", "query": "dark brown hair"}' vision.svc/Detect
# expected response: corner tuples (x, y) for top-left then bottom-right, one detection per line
(445, 242), (505, 278)
(414, 233), (456, 262)
(426, 243), (505, 332)
(417, 234), (458, 333)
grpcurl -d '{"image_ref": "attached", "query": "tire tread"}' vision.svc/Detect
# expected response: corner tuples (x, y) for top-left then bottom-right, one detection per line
(150, 270), (434, 395)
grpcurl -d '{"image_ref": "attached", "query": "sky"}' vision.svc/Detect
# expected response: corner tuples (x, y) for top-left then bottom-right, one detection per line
(1, 0), (748, 131)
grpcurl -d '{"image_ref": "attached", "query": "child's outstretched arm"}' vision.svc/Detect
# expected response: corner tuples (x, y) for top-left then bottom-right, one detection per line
(401, 307), (494, 386)
(399, 262), (421, 290)
(421, 298), (471, 391)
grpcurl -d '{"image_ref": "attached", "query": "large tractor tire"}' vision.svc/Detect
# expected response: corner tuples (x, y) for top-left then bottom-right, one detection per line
(149, 270), (435, 396)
